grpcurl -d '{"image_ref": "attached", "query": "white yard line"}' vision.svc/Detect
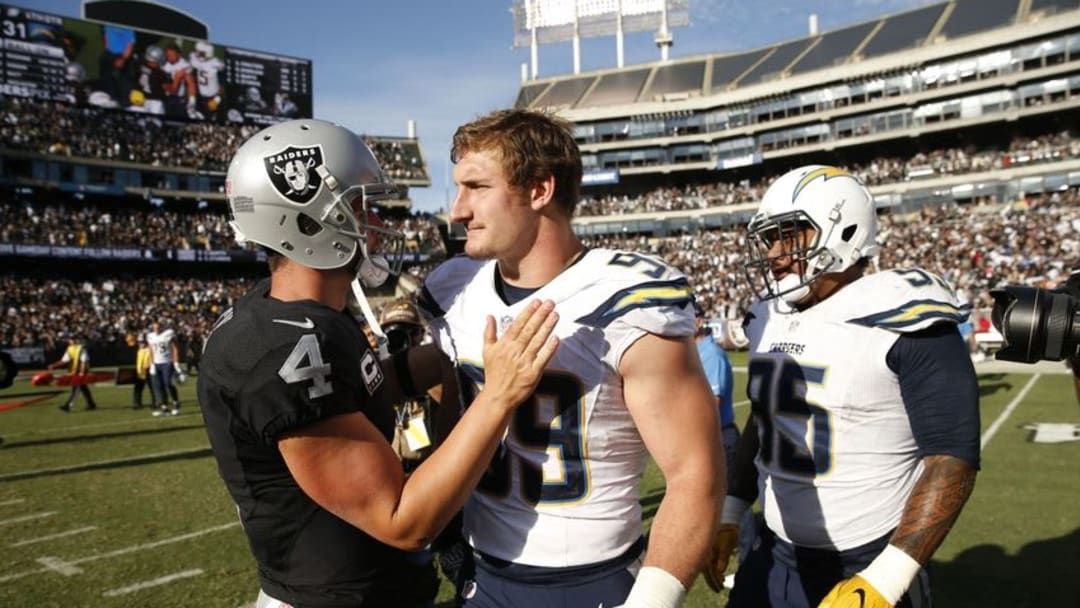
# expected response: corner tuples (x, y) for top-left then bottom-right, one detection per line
(102, 569), (203, 597)
(36, 556), (83, 576)
(734, 399), (750, 408)
(0, 511), (56, 526)
(0, 498), (26, 507)
(0, 447), (210, 482)
(11, 526), (97, 548)
(0, 521), (238, 583)
(981, 373), (1042, 450)
(3, 416), (199, 440)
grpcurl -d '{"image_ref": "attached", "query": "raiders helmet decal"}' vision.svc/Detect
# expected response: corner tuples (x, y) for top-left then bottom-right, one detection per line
(263, 145), (325, 204)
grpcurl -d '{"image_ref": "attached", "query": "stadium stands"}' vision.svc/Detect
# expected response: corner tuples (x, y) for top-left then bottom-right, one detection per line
(0, 196), (444, 256)
(0, 96), (431, 183)
(6, 0), (1080, 373)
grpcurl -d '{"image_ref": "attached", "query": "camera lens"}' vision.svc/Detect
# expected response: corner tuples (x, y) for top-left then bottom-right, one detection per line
(991, 286), (1080, 362)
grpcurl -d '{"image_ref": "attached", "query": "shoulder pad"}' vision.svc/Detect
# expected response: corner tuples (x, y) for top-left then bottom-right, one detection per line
(574, 250), (694, 329)
(845, 268), (967, 333)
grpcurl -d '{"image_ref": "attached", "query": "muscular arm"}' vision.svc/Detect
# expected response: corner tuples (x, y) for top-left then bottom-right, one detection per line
(622, 333), (723, 587)
(279, 300), (559, 552)
(889, 454), (976, 564)
(886, 324), (980, 565)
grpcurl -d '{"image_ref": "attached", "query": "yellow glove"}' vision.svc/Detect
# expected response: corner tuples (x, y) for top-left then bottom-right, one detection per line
(703, 523), (739, 592)
(818, 575), (893, 608)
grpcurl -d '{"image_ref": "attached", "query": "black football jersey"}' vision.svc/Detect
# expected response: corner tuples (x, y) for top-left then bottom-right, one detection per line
(198, 279), (437, 607)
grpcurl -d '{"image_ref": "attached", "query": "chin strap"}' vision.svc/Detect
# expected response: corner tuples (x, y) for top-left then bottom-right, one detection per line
(351, 278), (389, 359)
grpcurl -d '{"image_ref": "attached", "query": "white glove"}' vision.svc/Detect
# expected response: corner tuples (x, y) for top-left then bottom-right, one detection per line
(149, 365), (156, 376)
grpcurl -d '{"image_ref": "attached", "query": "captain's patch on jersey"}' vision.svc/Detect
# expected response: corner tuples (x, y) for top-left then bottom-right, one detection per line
(264, 145), (324, 203)
(360, 350), (384, 395)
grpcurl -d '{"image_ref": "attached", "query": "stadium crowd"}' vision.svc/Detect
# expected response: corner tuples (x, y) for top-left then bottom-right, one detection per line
(582, 190), (1079, 321)
(0, 202), (237, 250)
(0, 200), (446, 256)
(4, 190), (1077, 354)
(0, 96), (428, 179)
(0, 274), (251, 359)
(575, 130), (1080, 216)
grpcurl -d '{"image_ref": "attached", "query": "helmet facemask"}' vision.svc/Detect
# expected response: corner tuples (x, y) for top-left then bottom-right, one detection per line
(746, 210), (828, 304)
(743, 165), (880, 306)
(317, 169), (406, 288)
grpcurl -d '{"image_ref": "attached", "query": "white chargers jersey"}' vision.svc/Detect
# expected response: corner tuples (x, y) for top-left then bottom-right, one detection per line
(189, 54), (223, 98)
(147, 329), (177, 364)
(163, 58), (191, 97)
(744, 268), (965, 551)
(420, 249), (695, 567)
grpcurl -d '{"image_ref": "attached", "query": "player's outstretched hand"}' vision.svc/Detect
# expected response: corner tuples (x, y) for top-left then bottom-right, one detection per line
(481, 299), (559, 409)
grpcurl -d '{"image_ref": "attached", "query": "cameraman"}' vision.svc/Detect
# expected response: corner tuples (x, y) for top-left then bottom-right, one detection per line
(378, 298), (473, 604)
(378, 299), (435, 472)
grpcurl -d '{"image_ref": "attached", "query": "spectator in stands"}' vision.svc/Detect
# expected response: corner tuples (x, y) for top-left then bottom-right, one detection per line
(47, 334), (98, 412)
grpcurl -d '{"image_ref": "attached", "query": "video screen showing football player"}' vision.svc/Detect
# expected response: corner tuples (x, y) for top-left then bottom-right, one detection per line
(130, 44), (167, 114)
(188, 41), (224, 120)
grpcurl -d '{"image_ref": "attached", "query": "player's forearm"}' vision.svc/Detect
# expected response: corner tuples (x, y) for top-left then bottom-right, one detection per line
(390, 389), (515, 548)
(643, 467), (720, 586)
(890, 454), (977, 565)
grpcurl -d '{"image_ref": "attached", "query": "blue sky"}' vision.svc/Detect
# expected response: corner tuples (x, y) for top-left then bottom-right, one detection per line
(31, 0), (935, 212)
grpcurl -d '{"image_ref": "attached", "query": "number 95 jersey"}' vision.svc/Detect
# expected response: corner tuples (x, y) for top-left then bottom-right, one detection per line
(743, 268), (967, 551)
(420, 249), (695, 568)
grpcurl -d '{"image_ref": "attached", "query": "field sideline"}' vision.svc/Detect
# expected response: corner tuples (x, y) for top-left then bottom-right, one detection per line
(1, 355), (1078, 607)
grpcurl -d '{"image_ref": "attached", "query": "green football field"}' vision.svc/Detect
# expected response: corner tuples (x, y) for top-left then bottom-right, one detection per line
(1, 356), (1078, 607)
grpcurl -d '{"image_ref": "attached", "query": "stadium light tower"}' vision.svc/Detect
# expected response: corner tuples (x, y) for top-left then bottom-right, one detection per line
(511, 0), (689, 78)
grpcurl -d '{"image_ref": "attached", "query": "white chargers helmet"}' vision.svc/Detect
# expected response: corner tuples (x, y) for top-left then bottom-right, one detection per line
(744, 165), (879, 304)
(225, 119), (405, 282)
(194, 40), (214, 60)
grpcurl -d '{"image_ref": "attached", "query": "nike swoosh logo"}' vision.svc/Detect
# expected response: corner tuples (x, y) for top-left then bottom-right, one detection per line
(272, 317), (315, 329)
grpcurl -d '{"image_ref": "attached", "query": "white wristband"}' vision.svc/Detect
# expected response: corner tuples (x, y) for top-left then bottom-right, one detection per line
(720, 496), (751, 525)
(621, 566), (686, 608)
(858, 544), (921, 605)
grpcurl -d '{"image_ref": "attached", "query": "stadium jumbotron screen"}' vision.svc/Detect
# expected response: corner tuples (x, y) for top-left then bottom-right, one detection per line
(0, 3), (312, 125)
